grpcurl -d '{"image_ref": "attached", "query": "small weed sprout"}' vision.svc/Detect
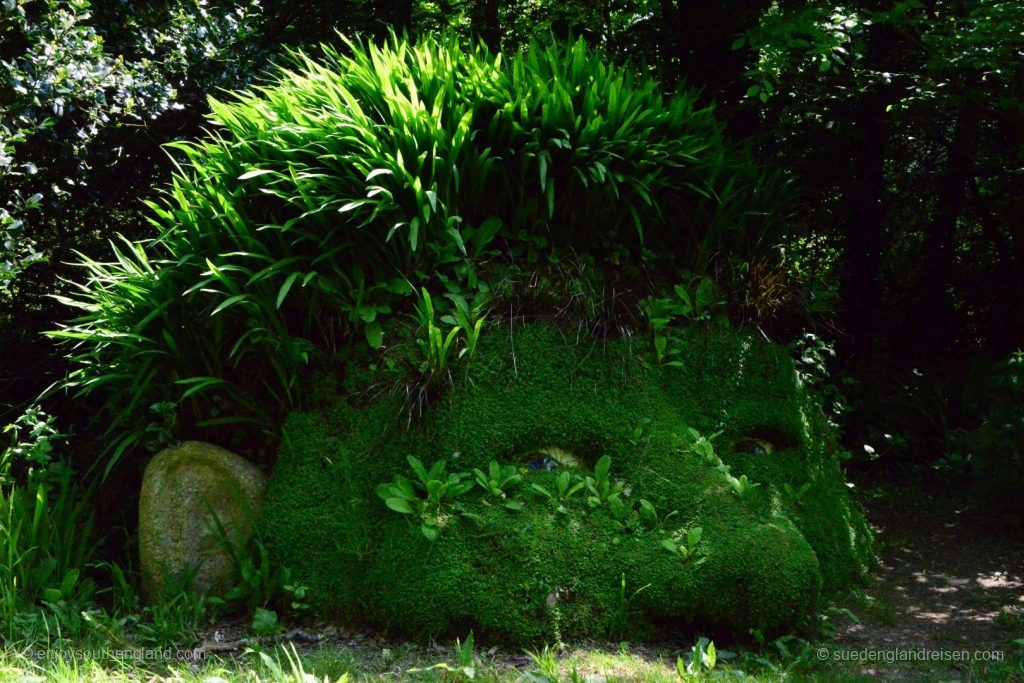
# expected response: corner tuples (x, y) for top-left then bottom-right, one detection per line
(530, 470), (586, 514)
(783, 482), (812, 504)
(585, 455), (625, 507)
(660, 526), (705, 565)
(729, 474), (760, 497)
(678, 637), (718, 675)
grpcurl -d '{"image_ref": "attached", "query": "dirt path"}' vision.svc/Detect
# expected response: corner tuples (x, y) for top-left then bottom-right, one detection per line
(832, 484), (1024, 680)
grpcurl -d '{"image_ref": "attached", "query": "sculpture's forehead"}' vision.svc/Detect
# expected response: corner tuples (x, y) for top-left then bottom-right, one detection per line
(461, 324), (796, 389)
(428, 325), (807, 465)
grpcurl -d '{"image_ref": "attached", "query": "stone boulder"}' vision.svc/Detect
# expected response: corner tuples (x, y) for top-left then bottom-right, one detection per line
(139, 441), (266, 602)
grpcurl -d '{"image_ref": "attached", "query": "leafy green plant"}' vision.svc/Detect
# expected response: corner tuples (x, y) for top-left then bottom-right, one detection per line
(453, 633), (477, 678)
(390, 288), (488, 422)
(530, 470), (586, 514)
(251, 607), (280, 637)
(524, 645), (563, 682)
(728, 474), (760, 498)
(409, 632), (478, 680)
(678, 637), (718, 675)
(642, 276), (724, 363)
(0, 463), (98, 644)
(585, 455), (625, 508)
(676, 277), (721, 322)
(553, 470), (586, 502)
(202, 487), (310, 636)
(50, 238), (300, 474)
(473, 460), (522, 504)
(257, 643), (349, 683)
(134, 579), (207, 647)
(442, 293), (488, 361)
(768, 633), (816, 667)
(790, 333), (849, 429)
(637, 498), (678, 531)
(679, 427), (725, 466)
(607, 496), (637, 529)
(0, 406), (63, 484)
(376, 456), (474, 540)
(660, 526), (704, 564)
(529, 460), (649, 532)
(608, 574), (649, 638)
(413, 288), (463, 383)
(209, 535), (309, 626)
(642, 297), (681, 365)
(12, 566), (99, 645)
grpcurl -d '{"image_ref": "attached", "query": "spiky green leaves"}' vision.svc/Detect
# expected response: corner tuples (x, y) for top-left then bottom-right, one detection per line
(53, 33), (786, 469)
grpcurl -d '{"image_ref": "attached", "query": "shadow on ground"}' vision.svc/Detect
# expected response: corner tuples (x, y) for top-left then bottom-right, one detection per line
(833, 483), (1023, 680)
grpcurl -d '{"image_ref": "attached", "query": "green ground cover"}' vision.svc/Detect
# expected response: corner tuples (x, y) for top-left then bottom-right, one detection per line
(261, 325), (871, 644)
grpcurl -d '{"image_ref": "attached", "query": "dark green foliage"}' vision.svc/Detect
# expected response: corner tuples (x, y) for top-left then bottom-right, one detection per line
(0, 0), (412, 437)
(739, 0), (1024, 466)
(953, 351), (1024, 526)
(259, 325), (870, 644)
(51, 33), (786, 468)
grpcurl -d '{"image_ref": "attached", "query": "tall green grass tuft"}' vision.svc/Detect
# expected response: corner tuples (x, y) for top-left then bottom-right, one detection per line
(51, 33), (788, 470)
(0, 472), (98, 642)
(0, 410), (99, 643)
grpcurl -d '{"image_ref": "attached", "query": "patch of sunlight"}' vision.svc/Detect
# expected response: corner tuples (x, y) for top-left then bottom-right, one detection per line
(975, 572), (1022, 590)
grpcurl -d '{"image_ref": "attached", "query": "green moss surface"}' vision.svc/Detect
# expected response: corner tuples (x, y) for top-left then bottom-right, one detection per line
(259, 325), (871, 644)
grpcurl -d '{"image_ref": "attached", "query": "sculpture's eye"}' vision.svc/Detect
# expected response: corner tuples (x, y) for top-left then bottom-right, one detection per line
(524, 457), (559, 471)
(521, 446), (581, 471)
(734, 436), (775, 456)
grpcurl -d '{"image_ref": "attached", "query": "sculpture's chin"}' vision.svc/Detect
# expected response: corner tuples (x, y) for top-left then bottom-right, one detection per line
(359, 493), (821, 644)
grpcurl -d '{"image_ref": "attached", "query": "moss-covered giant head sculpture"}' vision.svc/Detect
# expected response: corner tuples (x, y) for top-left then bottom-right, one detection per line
(260, 325), (871, 644)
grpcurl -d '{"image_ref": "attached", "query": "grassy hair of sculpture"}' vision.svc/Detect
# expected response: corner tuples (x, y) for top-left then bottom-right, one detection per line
(50, 32), (789, 471)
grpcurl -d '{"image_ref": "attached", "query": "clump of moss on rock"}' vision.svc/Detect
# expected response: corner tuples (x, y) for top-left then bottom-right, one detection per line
(259, 325), (871, 644)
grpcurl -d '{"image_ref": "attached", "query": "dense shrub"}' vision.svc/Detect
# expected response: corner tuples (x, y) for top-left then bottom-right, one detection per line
(259, 325), (870, 644)
(957, 351), (1024, 525)
(50, 33), (788, 468)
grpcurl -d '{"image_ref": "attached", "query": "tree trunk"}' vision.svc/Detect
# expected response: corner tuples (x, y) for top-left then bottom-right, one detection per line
(915, 101), (977, 354)
(838, 97), (889, 358)
(657, 0), (769, 138)
(470, 0), (501, 49)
